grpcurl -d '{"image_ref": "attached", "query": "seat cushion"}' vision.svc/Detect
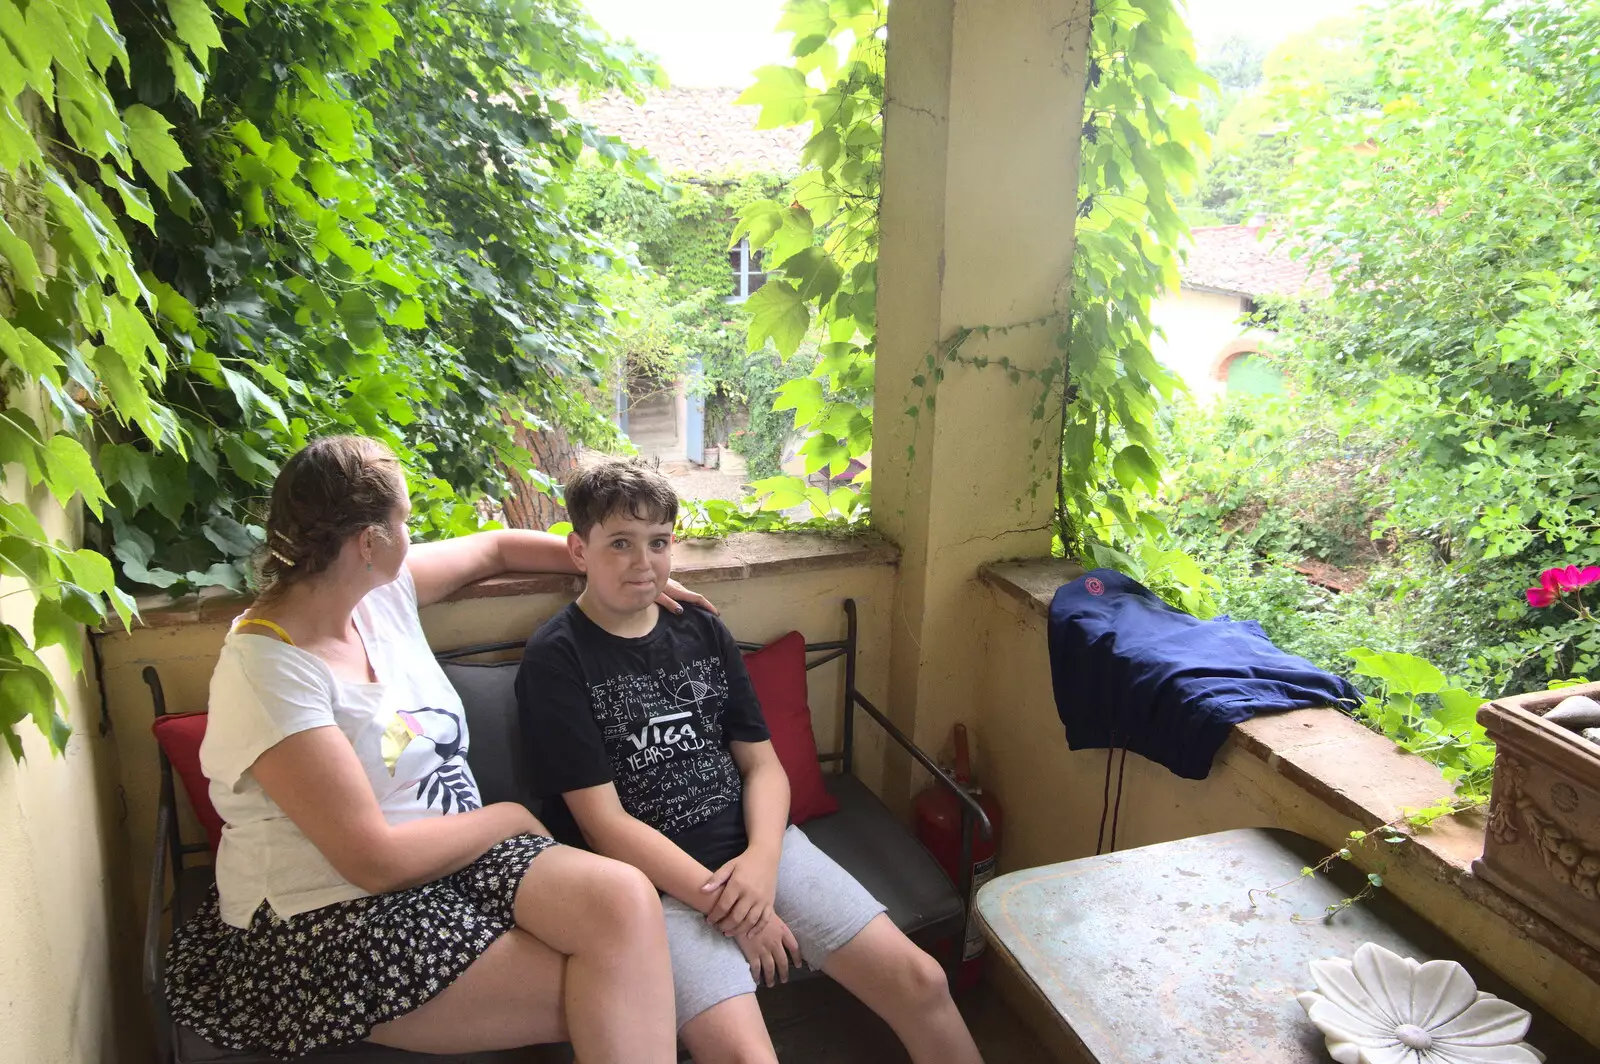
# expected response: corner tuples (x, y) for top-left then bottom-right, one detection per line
(152, 713), (224, 852)
(797, 775), (964, 943)
(439, 659), (541, 816)
(742, 633), (839, 825)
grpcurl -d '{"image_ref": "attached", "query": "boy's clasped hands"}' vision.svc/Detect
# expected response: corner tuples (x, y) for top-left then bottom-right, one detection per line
(703, 840), (804, 986)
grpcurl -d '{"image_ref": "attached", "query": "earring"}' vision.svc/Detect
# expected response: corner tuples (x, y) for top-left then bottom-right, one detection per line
(366, 562), (372, 571)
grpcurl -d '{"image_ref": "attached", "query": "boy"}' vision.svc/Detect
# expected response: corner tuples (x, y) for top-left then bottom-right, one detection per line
(516, 458), (983, 1063)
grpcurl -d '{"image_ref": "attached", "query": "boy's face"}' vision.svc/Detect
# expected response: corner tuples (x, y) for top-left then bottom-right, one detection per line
(569, 511), (674, 614)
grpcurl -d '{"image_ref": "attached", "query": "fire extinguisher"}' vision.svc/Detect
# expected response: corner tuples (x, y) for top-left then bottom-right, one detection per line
(914, 723), (1002, 990)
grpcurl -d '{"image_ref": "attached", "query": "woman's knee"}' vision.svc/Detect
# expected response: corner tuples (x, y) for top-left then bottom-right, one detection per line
(579, 857), (662, 933)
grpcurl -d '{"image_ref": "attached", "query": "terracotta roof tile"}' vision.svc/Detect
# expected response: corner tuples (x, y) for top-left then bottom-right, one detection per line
(1181, 225), (1333, 300)
(567, 88), (806, 177)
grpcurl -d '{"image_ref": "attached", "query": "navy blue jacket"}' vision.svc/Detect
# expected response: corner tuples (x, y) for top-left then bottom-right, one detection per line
(1047, 569), (1360, 780)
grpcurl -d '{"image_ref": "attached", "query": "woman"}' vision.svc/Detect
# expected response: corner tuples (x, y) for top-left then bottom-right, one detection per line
(166, 435), (695, 1061)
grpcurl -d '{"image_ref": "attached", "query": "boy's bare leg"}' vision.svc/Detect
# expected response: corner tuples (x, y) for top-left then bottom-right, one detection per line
(679, 993), (779, 1064)
(822, 915), (984, 1064)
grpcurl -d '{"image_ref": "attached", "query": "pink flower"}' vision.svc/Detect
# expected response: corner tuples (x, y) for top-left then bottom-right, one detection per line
(1525, 564), (1600, 608)
(1544, 565), (1600, 592)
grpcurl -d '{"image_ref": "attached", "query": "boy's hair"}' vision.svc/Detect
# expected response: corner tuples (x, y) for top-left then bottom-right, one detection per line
(564, 458), (679, 539)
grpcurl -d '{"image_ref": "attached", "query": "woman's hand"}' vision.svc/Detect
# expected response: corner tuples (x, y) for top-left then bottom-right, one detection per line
(657, 577), (717, 615)
(735, 915), (803, 987)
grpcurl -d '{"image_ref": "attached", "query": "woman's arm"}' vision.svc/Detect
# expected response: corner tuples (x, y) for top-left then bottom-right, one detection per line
(250, 726), (544, 894)
(407, 528), (718, 612)
(407, 530), (575, 608)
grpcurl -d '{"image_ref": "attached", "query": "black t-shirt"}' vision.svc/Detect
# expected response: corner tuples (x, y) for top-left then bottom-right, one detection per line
(515, 602), (771, 868)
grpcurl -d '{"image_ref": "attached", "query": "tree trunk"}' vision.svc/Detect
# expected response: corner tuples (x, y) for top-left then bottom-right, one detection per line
(501, 421), (580, 530)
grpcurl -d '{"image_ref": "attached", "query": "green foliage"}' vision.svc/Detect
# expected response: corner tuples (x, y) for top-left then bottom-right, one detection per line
(1180, 15), (1373, 226)
(729, 0), (882, 521)
(565, 161), (802, 466)
(1054, 0), (1208, 565)
(1345, 648), (1494, 802)
(1276, 0), (1600, 570)
(0, 0), (656, 756)
(731, 0), (1211, 560)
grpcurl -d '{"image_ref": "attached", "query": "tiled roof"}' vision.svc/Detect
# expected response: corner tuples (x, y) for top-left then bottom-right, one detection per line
(1181, 225), (1333, 300)
(566, 88), (806, 177)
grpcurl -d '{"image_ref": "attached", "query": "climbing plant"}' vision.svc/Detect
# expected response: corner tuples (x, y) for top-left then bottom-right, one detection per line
(0, 0), (655, 758)
(567, 163), (807, 477)
(732, 0), (1209, 570)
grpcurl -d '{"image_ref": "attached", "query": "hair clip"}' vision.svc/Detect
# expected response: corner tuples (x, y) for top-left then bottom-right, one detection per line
(268, 548), (297, 568)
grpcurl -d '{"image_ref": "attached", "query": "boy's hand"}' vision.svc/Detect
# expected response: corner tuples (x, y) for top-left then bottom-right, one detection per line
(735, 915), (803, 987)
(702, 845), (780, 935)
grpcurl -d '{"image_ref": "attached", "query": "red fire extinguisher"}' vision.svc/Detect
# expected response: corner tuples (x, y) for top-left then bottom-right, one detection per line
(914, 723), (1003, 990)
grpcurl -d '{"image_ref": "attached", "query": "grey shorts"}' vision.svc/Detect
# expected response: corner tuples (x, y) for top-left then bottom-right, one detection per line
(662, 824), (886, 1027)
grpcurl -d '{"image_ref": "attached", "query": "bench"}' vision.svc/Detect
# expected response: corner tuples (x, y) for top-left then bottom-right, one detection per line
(144, 599), (991, 1062)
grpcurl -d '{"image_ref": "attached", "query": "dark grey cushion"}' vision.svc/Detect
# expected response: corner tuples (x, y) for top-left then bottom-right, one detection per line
(799, 774), (965, 944)
(441, 659), (542, 816)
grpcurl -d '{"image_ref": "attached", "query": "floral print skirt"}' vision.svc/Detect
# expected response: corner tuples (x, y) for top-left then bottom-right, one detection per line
(165, 833), (556, 1059)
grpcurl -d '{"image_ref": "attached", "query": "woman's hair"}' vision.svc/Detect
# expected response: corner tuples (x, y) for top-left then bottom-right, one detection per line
(257, 436), (405, 598)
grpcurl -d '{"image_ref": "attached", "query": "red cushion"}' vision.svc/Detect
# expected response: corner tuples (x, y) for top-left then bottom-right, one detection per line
(743, 632), (839, 825)
(150, 712), (224, 853)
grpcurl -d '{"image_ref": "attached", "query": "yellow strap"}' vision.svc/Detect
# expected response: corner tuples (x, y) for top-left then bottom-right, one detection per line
(234, 618), (296, 646)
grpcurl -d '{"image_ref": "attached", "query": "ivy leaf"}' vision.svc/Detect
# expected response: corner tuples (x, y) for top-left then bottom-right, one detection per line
(123, 104), (189, 194)
(220, 435), (278, 483)
(732, 200), (783, 250)
(1111, 444), (1161, 493)
(98, 164), (156, 229)
(0, 318), (62, 379)
(42, 434), (109, 519)
(0, 625), (67, 757)
(0, 214), (42, 293)
(773, 377), (824, 429)
(99, 442), (154, 507)
(750, 475), (808, 512)
(746, 280), (809, 357)
(338, 291), (385, 350)
(165, 0), (223, 69)
(145, 451), (194, 525)
(220, 366), (287, 426)
(62, 547), (115, 596)
(186, 562), (245, 591)
(780, 247), (843, 305)
(33, 597), (84, 673)
(1348, 649), (1448, 697)
(202, 513), (260, 557)
(735, 66), (809, 129)
(164, 41), (205, 110)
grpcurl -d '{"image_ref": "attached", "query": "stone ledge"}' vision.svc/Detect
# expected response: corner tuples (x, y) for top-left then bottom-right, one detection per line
(978, 558), (1086, 617)
(105, 532), (899, 631)
(980, 555), (1600, 986)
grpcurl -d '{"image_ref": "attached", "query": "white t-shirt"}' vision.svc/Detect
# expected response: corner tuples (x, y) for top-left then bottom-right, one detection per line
(202, 567), (482, 928)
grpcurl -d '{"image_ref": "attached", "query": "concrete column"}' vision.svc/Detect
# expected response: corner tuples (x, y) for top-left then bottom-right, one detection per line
(872, 0), (1090, 792)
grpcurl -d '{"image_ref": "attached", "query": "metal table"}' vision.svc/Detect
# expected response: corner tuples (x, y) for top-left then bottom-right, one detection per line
(976, 828), (1593, 1063)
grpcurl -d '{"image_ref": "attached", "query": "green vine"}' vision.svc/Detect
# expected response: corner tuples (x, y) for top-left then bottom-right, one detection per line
(730, 0), (1209, 572)
(0, 0), (657, 758)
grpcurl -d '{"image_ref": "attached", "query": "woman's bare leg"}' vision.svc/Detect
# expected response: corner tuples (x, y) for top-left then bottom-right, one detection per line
(370, 846), (676, 1062)
(368, 928), (567, 1051)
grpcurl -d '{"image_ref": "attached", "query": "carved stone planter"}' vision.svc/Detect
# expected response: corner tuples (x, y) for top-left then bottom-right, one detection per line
(1474, 682), (1600, 951)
